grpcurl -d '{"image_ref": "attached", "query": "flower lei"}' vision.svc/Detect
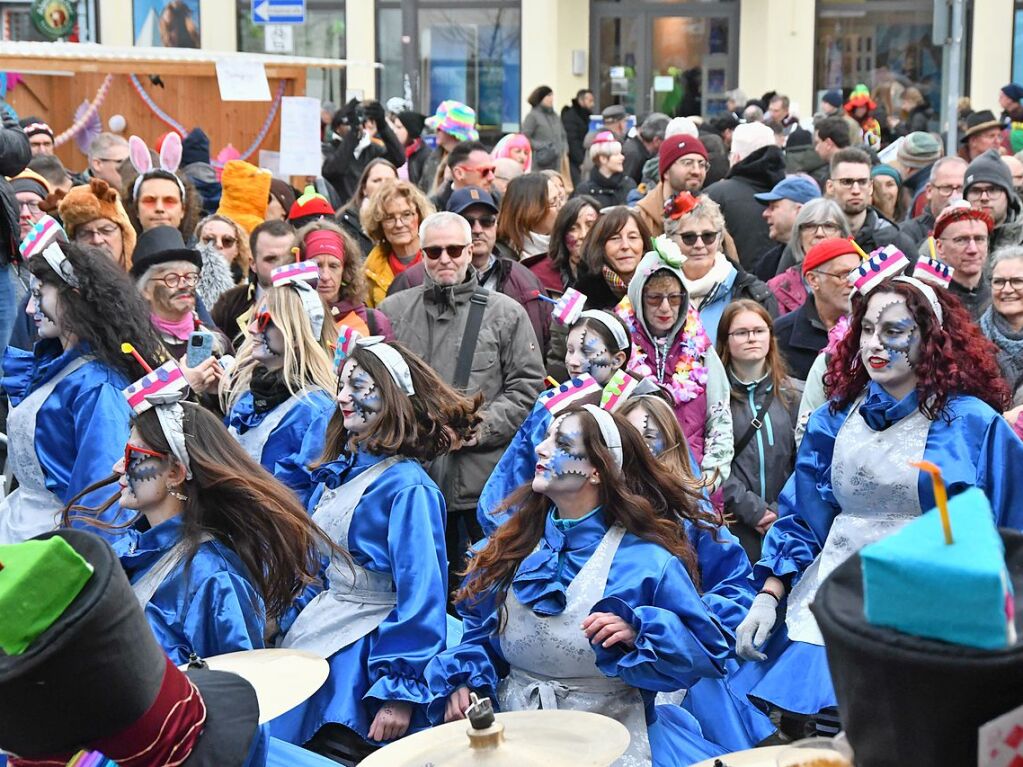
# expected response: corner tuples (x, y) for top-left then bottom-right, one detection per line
(614, 296), (711, 403)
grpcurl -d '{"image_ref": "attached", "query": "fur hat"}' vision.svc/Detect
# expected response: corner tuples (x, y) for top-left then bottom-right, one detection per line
(57, 178), (137, 267)
(216, 160), (271, 234)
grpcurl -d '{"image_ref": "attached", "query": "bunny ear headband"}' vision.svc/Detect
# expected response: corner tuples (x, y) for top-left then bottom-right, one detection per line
(129, 134), (186, 201)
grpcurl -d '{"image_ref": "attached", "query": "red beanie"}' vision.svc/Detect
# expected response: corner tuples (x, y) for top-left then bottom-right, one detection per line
(802, 237), (859, 276)
(658, 136), (708, 180)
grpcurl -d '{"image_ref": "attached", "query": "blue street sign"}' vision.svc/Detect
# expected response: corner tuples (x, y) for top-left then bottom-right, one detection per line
(252, 0), (305, 25)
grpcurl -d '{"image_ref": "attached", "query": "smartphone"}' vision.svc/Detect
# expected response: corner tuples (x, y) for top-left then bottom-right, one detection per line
(186, 330), (214, 368)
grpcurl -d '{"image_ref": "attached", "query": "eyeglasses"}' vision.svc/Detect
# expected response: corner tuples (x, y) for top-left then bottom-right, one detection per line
(255, 310), (274, 332)
(834, 177), (870, 189)
(728, 326), (770, 341)
(813, 268), (852, 281)
(940, 234), (988, 248)
(382, 210), (416, 226)
(202, 234), (238, 248)
(992, 276), (1023, 292)
(799, 222), (843, 235)
(95, 156), (127, 165)
(124, 443), (166, 469)
(463, 214), (497, 228)
(458, 164), (496, 177)
(74, 224), (120, 242)
(931, 183), (963, 195)
(423, 244), (469, 260)
(643, 292), (685, 308)
(966, 184), (1006, 200)
(677, 231), (719, 247)
(152, 272), (199, 289)
(18, 200), (41, 214)
(675, 158), (710, 172)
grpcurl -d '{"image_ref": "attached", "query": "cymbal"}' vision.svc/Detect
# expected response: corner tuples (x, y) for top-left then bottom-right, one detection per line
(179, 648), (328, 724)
(359, 709), (631, 767)
(690, 745), (789, 766)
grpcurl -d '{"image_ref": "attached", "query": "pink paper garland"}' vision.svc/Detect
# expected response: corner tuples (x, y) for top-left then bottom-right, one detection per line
(53, 74), (113, 147)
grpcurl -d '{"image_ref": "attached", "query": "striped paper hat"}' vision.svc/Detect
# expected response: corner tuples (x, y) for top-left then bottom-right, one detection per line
(911, 256), (955, 290)
(270, 260), (318, 286)
(333, 324), (364, 372)
(122, 360), (189, 415)
(19, 215), (67, 261)
(552, 287), (587, 326)
(600, 370), (641, 412)
(539, 374), (602, 416)
(849, 245), (910, 295)
(270, 261), (325, 338)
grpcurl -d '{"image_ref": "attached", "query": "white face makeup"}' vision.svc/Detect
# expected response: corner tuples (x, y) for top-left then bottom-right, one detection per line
(532, 413), (595, 495)
(565, 323), (618, 384)
(26, 277), (62, 339)
(114, 428), (172, 511)
(859, 292), (921, 399)
(337, 358), (383, 434)
(625, 405), (668, 456)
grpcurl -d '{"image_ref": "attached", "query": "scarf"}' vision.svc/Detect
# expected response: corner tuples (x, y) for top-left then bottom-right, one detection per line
(151, 312), (196, 342)
(681, 252), (734, 301)
(602, 265), (629, 298)
(521, 231), (551, 258)
(980, 307), (1023, 391)
(250, 365), (293, 413)
(389, 249), (421, 276)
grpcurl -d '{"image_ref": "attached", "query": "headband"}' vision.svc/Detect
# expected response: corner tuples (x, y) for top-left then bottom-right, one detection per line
(122, 363), (193, 480)
(23, 122), (53, 138)
(582, 404), (623, 468)
(128, 133), (186, 201)
(893, 276), (944, 326)
(302, 229), (346, 264)
(579, 309), (629, 352)
(270, 262), (324, 338)
(358, 336), (415, 396)
(132, 170), (187, 202)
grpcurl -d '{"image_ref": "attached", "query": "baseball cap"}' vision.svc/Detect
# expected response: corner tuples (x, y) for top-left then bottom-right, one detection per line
(447, 186), (499, 215)
(754, 175), (821, 205)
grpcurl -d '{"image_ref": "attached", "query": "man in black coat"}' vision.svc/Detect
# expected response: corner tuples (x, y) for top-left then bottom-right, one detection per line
(0, 112), (31, 351)
(561, 89), (594, 186)
(321, 99), (405, 206)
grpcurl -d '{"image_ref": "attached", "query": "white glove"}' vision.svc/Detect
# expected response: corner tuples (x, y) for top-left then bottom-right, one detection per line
(736, 592), (779, 662)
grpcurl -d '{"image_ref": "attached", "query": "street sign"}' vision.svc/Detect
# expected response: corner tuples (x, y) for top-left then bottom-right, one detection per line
(252, 0), (305, 25)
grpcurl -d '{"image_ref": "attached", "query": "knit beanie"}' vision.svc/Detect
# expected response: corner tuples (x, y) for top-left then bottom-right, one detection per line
(731, 122), (775, 163)
(268, 179), (296, 217)
(964, 148), (1017, 201)
(822, 90), (844, 109)
(664, 116), (699, 140)
(10, 169), (51, 200)
(180, 128), (211, 166)
(896, 132), (942, 170)
(802, 237), (859, 276)
(932, 199), (994, 239)
(18, 117), (53, 141)
(288, 185), (335, 227)
(658, 135), (708, 179)
(1002, 83), (1023, 104)
(215, 160), (271, 234)
(57, 178), (138, 266)
(397, 111), (426, 141)
(871, 164), (903, 188)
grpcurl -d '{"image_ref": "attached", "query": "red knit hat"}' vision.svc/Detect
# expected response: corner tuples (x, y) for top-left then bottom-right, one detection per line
(932, 199), (994, 240)
(288, 185), (335, 222)
(658, 136), (708, 180)
(802, 237), (860, 276)
(301, 229), (346, 264)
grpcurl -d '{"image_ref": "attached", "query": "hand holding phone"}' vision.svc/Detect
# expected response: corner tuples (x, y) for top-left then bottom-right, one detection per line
(186, 330), (214, 368)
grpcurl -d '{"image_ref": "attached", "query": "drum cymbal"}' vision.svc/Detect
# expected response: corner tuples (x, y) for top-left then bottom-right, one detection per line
(179, 648), (328, 724)
(690, 745), (789, 767)
(359, 709), (631, 767)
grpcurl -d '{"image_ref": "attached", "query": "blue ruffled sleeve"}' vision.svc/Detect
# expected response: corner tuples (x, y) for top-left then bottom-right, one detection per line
(687, 521), (755, 638)
(753, 402), (846, 589)
(477, 401), (551, 535)
(589, 555), (730, 692)
(179, 570), (266, 663)
(362, 483), (449, 707)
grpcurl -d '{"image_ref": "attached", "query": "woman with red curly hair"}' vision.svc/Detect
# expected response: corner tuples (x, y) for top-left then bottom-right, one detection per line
(730, 266), (1023, 738)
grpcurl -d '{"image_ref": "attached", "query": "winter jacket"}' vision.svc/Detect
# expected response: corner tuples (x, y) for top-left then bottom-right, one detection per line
(784, 145), (829, 192)
(337, 205), (374, 258)
(572, 167), (637, 208)
(635, 183), (667, 237)
(699, 131), (731, 187)
(419, 146), (447, 195)
(364, 243), (410, 308)
(689, 262), (778, 340)
(851, 207), (918, 257)
(378, 274), (544, 511)
(898, 208), (936, 251)
(751, 241), (790, 282)
(0, 116), (31, 266)
(520, 252), (566, 297)
(704, 146), (787, 270)
(767, 265), (807, 316)
(773, 294), (830, 380)
(321, 117), (405, 204)
(722, 372), (802, 560)
(947, 278), (992, 320)
(406, 139), (430, 187)
(622, 135), (653, 185)
(522, 105), (568, 172)
(561, 101), (592, 183)
(387, 256), (553, 354)
(992, 208), (1023, 252)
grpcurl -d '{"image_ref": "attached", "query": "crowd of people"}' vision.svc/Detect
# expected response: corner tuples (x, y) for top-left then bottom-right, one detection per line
(1, 74), (1023, 766)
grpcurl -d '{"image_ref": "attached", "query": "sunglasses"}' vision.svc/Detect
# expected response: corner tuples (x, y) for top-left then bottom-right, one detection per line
(423, 244), (469, 260)
(677, 231), (719, 247)
(202, 234), (238, 248)
(124, 443), (166, 469)
(463, 214), (497, 228)
(255, 310), (274, 333)
(458, 164), (496, 176)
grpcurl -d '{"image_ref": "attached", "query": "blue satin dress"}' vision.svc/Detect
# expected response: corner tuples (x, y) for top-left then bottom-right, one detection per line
(226, 389), (334, 506)
(114, 515), (266, 665)
(428, 508), (738, 766)
(271, 450), (449, 747)
(1, 339), (132, 540)
(733, 383), (1023, 717)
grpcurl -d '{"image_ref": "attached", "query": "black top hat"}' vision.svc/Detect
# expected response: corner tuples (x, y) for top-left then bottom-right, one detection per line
(0, 530), (260, 765)
(811, 528), (1023, 767)
(130, 225), (203, 280)
(961, 109), (1002, 142)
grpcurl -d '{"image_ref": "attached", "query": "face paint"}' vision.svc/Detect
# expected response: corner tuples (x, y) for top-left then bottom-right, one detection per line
(115, 434), (172, 512)
(533, 413), (595, 494)
(248, 309), (286, 370)
(626, 407), (667, 456)
(565, 325), (617, 385)
(27, 277), (61, 339)
(859, 292), (921, 399)
(337, 359), (382, 434)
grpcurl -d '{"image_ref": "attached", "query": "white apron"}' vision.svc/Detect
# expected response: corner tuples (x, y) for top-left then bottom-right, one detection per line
(281, 456), (401, 658)
(785, 398), (929, 644)
(0, 356), (91, 544)
(498, 524), (650, 767)
(229, 389), (312, 465)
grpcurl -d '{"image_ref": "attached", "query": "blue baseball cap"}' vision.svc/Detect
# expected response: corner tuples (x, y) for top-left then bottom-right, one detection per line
(447, 185), (499, 215)
(754, 175), (821, 205)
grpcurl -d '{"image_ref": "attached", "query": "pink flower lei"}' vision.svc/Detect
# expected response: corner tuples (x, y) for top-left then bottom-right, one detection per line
(614, 297), (711, 403)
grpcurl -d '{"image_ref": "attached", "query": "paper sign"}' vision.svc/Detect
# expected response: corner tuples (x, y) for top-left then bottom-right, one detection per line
(258, 149), (283, 179)
(609, 66), (625, 79)
(979, 701), (1023, 766)
(264, 24), (294, 53)
(653, 75), (674, 92)
(215, 59), (271, 102)
(278, 96), (323, 176)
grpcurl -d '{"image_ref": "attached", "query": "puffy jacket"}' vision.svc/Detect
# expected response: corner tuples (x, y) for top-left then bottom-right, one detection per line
(561, 101), (591, 180)
(522, 105), (568, 172)
(688, 261), (778, 340)
(635, 183), (667, 237)
(0, 116), (31, 265)
(364, 243), (400, 308)
(572, 167), (637, 208)
(898, 208), (936, 251)
(784, 145), (829, 192)
(387, 256), (552, 355)
(851, 207), (918, 257)
(378, 274), (544, 511)
(337, 206), (374, 258)
(704, 146), (787, 270)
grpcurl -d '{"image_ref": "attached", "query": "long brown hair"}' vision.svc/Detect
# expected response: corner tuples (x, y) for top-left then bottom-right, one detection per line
(496, 173), (550, 253)
(618, 394), (696, 481)
(318, 340), (483, 465)
(64, 402), (342, 622)
(716, 299), (794, 408)
(455, 406), (716, 610)
(580, 207), (652, 278)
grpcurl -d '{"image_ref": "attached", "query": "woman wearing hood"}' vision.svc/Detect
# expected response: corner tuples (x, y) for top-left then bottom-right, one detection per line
(613, 235), (734, 493)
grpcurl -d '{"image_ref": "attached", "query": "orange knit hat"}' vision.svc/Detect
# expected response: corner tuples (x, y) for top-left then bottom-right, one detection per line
(215, 160), (271, 234)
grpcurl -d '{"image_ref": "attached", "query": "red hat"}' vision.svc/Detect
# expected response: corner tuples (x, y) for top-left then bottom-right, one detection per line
(302, 229), (346, 263)
(802, 237), (860, 276)
(288, 185), (335, 223)
(932, 199), (994, 240)
(658, 136), (708, 180)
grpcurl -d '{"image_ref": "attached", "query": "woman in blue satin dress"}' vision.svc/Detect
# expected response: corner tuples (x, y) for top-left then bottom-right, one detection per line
(733, 275), (1023, 736)
(273, 338), (481, 760)
(429, 405), (740, 766)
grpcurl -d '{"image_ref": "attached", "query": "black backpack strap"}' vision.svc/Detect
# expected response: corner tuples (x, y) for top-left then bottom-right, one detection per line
(453, 288), (490, 390)
(734, 384), (777, 457)
(366, 309), (378, 336)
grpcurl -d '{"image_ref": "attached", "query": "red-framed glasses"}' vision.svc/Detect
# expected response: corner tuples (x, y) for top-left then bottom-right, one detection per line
(124, 443), (166, 468)
(255, 311), (274, 333)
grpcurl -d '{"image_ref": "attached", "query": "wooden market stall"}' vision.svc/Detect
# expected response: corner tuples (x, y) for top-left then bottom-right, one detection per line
(0, 42), (353, 172)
